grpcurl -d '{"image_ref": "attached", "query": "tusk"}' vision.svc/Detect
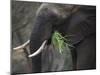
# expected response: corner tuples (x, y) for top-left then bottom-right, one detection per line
(28, 40), (47, 58)
(13, 40), (30, 50)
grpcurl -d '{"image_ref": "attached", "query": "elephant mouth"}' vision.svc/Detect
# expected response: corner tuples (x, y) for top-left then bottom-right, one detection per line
(28, 40), (47, 58)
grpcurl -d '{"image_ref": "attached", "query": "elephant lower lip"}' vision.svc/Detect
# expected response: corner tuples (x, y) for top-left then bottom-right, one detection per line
(28, 40), (47, 58)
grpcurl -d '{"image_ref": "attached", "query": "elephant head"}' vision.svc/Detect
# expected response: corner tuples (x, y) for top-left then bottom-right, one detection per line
(29, 3), (76, 72)
(29, 3), (76, 57)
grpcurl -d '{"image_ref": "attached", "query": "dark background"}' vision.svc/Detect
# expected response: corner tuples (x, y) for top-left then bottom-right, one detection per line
(12, 1), (41, 48)
(12, 1), (41, 73)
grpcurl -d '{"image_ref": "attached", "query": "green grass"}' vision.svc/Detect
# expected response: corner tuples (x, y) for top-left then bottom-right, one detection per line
(51, 31), (74, 54)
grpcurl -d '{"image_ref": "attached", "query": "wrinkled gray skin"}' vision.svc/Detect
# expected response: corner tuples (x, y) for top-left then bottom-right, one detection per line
(30, 3), (96, 73)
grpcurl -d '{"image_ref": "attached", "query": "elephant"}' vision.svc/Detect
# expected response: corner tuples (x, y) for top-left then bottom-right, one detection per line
(29, 3), (96, 73)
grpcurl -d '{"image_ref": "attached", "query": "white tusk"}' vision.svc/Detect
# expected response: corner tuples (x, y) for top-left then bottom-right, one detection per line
(28, 40), (47, 58)
(13, 40), (30, 50)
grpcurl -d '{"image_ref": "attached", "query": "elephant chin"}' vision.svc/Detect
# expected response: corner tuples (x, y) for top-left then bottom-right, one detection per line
(29, 40), (47, 57)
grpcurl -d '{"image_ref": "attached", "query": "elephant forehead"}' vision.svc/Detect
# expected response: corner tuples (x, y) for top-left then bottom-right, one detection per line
(37, 3), (74, 19)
